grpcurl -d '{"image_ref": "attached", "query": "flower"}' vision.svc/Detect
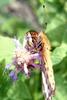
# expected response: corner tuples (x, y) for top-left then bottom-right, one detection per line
(5, 64), (11, 69)
(9, 71), (17, 80)
(6, 38), (43, 80)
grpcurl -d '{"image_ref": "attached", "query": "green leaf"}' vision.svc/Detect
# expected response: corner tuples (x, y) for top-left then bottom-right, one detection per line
(52, 43), (67, 65)
(1, 17), (30, 37)
(39, 0), (45, 4)
(1, 18), (17, 36)
(0, 35), (15, 63)
(6, 80), (32, 100)
(46, 22), (67, 47)
(0, 59), (12, 98)
(53, 56), (67, 100)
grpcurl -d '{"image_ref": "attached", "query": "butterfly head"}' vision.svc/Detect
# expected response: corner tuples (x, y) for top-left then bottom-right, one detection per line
(26, 30), (39, 47)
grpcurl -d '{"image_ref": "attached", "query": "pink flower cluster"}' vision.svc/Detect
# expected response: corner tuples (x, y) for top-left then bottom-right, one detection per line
(5, 38), (43, 80)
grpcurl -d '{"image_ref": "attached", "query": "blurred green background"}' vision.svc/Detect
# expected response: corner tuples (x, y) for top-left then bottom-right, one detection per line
(0, 0), (67, 100)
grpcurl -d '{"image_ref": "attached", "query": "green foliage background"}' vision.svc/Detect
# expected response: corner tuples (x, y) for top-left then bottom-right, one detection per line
(0, 0), (67, 100)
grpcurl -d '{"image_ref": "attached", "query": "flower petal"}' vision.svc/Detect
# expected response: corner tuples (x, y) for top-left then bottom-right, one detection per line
(5, 64), (11, 69)
(9, 71), (17, 80)
(13, 38), (22, 49)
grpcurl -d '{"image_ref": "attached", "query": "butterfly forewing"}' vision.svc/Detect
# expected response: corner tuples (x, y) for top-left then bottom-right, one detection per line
(25, 30), (55, 100)
(39, 32), (55, 99)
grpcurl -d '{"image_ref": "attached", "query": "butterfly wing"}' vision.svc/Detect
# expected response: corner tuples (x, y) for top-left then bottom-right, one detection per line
(39, 32), (55, 100)
(24, 30), (55, 99)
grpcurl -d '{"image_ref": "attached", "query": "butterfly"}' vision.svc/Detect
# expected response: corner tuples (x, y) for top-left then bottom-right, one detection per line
(24, 30), (55, 100)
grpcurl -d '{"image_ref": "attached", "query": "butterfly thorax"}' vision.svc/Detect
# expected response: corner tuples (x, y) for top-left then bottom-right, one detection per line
(26, 30), (43, 53)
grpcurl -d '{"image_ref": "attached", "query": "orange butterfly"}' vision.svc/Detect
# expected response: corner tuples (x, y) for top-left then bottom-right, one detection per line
(25, 30), (55, 100)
